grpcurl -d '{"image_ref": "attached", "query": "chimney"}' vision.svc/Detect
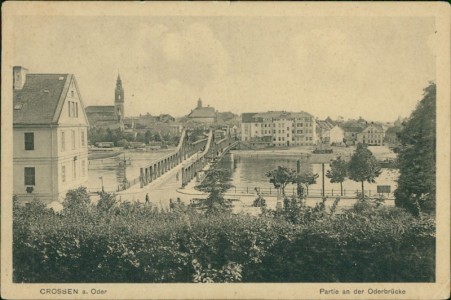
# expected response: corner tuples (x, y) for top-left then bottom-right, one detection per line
(13, 66), (29, 91)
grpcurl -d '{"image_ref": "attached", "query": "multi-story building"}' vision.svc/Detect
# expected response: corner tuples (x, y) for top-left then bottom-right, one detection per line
(240, 113), (261, 141)
(241, 111), (316, 147)
(357, 123), (385, 146)
(13, 66), (89, 203)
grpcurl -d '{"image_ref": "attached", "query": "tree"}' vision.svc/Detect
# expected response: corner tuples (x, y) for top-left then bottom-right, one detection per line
(296, 171), (319, 198)
(395, 82), (436, 215)
(266, 166), (297, 196)
(144, 130), (153, 144)
(196, 168), (233, 215)
(96, 192), (118, 212)
(153, 132), (162, 142)
(326, 156), (348, 196)
(63, 187), (91, 214)
(116, 139), (130, 148)
(348, 144), (381, 198)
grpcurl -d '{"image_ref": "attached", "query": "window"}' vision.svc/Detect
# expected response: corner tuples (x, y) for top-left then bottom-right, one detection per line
(62, 165), (66, 183)
(68, 101), (71, 116)
(81, 130), (85, 147)
(24, 167), (35, 185)
(71, 130), (76, 150)
(24, 133), (34, 150)
(71, 90), (74, 97)
(75, 102), (79, 117)
(61, 131), (66, 151)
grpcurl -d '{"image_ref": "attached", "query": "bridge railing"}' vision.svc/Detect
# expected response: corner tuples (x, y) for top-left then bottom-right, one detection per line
(137, 128), (194, 188)
(181, 130), (214, 186)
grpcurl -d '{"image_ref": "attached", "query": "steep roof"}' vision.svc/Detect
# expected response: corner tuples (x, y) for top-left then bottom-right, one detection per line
(316, 120), (334, 130)
(325, 117), (336, 126)
(363, 123), (384, 132)
(188, 107), (216, 118)
(85, 106), (116, 114)
(13, 74), (72, 124)
(242, 113), (258, 123)
(340, 125), (364, 133)
(254, 111), (313, 120)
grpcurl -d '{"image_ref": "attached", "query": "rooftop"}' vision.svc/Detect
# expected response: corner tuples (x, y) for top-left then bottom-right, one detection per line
(188, 106), (216, 118)
(85, 106), (116, 114)
(13, 74), (72, 124)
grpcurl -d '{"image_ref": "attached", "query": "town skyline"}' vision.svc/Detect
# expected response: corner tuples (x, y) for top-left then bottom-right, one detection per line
(12, 16), (435, 122)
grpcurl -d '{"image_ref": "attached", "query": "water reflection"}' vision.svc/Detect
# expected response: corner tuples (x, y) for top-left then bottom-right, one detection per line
(87, 149), (174, 192)
(216, 152), (399, 196)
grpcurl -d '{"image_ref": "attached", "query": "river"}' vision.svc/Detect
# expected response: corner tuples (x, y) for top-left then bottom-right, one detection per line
(87, 148), (176, 192)
(217, 149), (398, 198)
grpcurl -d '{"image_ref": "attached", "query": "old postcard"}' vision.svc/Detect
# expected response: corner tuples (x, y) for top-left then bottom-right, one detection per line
(1, 1), (450, 299)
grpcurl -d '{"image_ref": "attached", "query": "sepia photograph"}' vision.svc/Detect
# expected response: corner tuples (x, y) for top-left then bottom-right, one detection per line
(1, 1), (450, 299)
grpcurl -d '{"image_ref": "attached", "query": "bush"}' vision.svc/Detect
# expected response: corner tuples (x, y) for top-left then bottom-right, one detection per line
(13, 196), (435, 283)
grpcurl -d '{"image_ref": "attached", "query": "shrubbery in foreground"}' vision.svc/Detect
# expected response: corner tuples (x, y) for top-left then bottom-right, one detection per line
(13, 190), (435, 283)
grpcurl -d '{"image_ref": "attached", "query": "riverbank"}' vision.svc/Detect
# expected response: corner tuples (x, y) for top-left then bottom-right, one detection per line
(88, 150), (122, 160)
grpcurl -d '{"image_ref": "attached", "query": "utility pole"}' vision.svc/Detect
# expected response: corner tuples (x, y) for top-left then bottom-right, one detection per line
(99, 176), (104, 193)
(322, 163), (325, 197)
(123, 153), (127, 189)
(296, 160), (301, 197)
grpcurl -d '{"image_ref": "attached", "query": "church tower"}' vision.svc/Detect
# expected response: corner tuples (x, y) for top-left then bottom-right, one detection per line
(115, 74), (124, 121)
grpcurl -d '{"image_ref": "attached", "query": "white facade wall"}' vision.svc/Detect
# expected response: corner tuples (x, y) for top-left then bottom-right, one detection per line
(13, 78), (89, 203)
(241, 113), (316, 146)
(293, 116), (316, 146)
(240, 122), (262, 141)
(357, 124), (385, 145)
(329, 126), (345, 144)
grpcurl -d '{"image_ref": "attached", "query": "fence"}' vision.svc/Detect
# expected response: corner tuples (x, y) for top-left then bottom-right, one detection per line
(226, 186), (394, 199)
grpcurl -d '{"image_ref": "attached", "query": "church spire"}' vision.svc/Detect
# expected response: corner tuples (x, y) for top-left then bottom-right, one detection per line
(116, 73), (122, 87)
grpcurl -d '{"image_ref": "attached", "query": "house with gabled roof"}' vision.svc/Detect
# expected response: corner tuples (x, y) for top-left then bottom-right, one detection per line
(13, 66), (89, 203)
(187, 98), (217, 124)
(357, 122), (385, 146)
(316, 120), (334, 143)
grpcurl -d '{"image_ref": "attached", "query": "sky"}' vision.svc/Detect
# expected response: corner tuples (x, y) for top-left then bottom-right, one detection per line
(11, 15), (436, 122)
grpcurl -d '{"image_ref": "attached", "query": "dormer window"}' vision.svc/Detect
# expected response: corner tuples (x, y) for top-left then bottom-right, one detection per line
(71, 91), (74, 97)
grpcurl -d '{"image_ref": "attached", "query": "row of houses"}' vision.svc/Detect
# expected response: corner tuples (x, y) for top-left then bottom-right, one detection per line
(241, 111), (389, 147)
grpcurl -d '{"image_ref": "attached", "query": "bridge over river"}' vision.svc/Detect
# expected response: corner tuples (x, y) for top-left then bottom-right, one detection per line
(111, 131), (395, 213)
(114, 129), (239, 208)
